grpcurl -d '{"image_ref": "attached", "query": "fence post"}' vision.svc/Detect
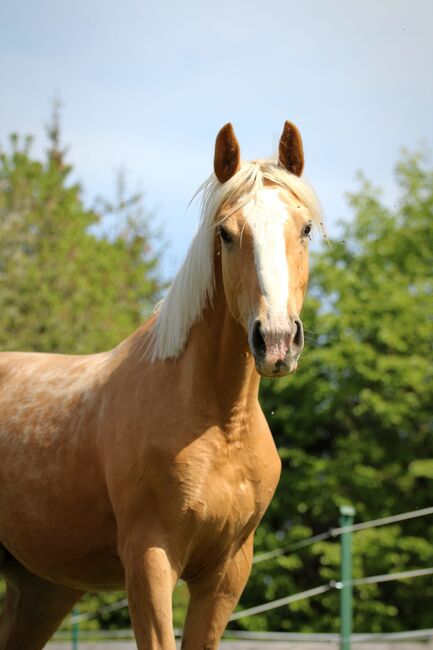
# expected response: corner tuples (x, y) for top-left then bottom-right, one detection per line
(339, 505), (355, 650)
(71, 607), (79, 650)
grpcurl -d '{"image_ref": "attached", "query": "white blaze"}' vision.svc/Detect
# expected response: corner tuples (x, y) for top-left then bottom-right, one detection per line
(247, 187), (289, 323)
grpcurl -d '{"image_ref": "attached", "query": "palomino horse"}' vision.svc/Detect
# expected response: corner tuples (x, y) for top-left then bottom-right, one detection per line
(0, 122), (323, 649)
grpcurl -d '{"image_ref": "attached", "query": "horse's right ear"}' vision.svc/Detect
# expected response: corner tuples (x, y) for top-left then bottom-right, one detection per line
(214, 123), (241, 183)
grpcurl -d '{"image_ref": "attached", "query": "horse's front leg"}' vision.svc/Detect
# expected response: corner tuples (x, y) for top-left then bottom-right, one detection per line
(181, 534), (254, 650)
(120, 529), (178, 650)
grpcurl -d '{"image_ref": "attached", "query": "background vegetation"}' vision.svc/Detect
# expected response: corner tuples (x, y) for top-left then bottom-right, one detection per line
(0, 120), (432, 635)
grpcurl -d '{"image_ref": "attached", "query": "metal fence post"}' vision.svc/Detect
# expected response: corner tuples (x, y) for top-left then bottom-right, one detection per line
(71, 607), (79, 650)
(339, 505), (356, 650)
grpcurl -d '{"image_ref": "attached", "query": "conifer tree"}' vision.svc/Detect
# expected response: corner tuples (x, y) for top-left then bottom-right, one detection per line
(0, 113), (162, 355)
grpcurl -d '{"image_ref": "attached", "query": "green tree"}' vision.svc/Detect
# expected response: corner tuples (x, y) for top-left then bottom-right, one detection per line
(237, 151), (433, 634)
(0, 124), (161, 355)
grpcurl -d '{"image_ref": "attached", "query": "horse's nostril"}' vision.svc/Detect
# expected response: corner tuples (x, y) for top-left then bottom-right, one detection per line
(293, 318), (304, 348)
(252, 320), (266, 358)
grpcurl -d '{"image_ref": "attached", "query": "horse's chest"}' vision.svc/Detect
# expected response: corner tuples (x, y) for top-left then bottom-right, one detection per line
(172, 437), (275, 538)
(186, 469), (257, 528)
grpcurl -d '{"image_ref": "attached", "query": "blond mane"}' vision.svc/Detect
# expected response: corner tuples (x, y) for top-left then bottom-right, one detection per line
(146, 160), (324, 361)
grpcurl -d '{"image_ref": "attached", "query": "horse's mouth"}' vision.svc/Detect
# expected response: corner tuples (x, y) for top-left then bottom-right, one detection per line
(253, 355), (298, 377)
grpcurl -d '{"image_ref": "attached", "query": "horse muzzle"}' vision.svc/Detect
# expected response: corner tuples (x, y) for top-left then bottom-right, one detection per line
(250, 317), (304, 377)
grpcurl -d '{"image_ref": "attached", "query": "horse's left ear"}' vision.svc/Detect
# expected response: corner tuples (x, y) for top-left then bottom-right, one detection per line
(214, 123), (241, 183)
(278, 121), (304, 176)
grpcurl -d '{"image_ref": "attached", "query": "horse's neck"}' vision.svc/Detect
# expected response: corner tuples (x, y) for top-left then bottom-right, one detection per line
(179, 259), (260, 418)
(117, 256), (260, 422)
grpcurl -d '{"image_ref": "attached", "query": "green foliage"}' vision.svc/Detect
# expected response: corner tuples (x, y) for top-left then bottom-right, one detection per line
(238, 150), (433, 633)
(0, 128), (161, 354)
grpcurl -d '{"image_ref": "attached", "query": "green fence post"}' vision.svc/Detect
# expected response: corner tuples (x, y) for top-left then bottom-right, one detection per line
(339, 505), (356, 650)
(71, 607), (79, 650)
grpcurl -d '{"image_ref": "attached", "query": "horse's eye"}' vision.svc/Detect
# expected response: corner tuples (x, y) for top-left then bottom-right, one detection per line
(302, 222), (312, 238)
(218, 226), (233, 244)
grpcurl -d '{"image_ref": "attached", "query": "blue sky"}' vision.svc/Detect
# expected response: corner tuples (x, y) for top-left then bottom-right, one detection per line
(1, 0), (432, 277)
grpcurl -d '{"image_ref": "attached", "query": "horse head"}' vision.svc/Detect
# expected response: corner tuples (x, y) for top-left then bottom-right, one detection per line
(213, 121), (318, 377)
